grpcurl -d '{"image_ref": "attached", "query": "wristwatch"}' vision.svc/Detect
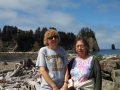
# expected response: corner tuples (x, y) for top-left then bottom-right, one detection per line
(64, 81), (69, 84)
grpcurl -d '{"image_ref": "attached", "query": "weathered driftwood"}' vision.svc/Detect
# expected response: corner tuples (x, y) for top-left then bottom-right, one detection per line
(0, 69), (14, 74)
(9, 63), (23, 77)
(20, 59), (35, 69)
(0, 85), (4, 90)
(27, 80), (40, 90)
(0, 59), (41, 90)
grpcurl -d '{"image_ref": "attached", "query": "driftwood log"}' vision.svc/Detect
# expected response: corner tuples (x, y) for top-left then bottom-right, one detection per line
(7, 59), (36, 77)
(0, 58), (41, 89)
(9, 63), (23, 77)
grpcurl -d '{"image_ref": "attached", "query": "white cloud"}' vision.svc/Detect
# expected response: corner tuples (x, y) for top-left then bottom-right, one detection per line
(0, 10), (17, 19)
(0, 0), (120, 49)
(91, 24), (120, 49)
(49, 0), (81, 9)
(45, 12), (74, 26)
(0, 0), (48, 11)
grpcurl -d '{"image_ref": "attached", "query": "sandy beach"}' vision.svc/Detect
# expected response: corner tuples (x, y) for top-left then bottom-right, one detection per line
(0, 59), (40, 90)
(0, 62), (16, 70)
(0, 60), (37, 70)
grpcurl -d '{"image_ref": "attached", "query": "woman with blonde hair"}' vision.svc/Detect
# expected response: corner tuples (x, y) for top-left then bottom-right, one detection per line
(36, 29), (69, 90)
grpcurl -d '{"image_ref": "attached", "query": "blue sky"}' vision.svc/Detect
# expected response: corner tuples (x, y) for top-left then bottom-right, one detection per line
(0, 0), (120, 49)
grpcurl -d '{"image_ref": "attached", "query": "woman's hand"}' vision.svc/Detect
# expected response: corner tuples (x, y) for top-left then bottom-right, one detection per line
(60, 84), (68, 90)
(60, 86), (68, 90)
(52, 85), (59, 90)
(40, 67), (59, 90)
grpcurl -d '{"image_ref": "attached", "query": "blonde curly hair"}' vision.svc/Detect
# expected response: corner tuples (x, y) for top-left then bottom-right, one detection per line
(44, 29), (60, 46)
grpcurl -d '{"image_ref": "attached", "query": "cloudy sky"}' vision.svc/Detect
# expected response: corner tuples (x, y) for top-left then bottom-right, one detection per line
(0, 0), (120, 49)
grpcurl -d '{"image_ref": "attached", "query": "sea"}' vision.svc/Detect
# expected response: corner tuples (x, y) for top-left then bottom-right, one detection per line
(68, 49), (120, 56)
(0, 49), (120, 62)
(90, 49), (120, 56)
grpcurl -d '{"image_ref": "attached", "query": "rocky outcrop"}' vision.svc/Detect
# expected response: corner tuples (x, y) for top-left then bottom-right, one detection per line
(111, 44), (116, 50)
(87, 37), (99, 52)
(100, 54), (120, 90)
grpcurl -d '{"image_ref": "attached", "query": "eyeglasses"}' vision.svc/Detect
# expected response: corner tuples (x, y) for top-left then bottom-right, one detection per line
(76, 45), (85, 48)
(47, 35), (59, 40)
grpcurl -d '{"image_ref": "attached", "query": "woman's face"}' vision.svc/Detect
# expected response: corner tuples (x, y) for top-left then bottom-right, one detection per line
(47, 35), (59, 49)
(75, 40), (86, 56)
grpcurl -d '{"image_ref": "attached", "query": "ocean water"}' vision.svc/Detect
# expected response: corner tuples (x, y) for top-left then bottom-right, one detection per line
(90, 49), (120, 56)
(0, 49), (120, 62)
(0, 55), (26, 63)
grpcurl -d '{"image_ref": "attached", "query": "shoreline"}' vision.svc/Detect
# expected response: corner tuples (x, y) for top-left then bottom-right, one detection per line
(0, 52), (38, 62)
(0, 60), (37, 71)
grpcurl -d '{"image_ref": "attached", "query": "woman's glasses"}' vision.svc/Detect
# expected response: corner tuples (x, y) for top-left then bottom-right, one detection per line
(76, 44), (85, 48)
(48, 35), (59, 40)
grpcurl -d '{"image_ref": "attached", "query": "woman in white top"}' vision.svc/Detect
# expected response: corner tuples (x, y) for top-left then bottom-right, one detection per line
(68, 37), (102, 90)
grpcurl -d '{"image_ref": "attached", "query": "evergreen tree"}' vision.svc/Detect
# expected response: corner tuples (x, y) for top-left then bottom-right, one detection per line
(34, 27), (41, 42)
(0, 25), (98, 51)
(0, 28), (1, 38)
(38, 27), (47, 47)
(77, 27), (95, 39)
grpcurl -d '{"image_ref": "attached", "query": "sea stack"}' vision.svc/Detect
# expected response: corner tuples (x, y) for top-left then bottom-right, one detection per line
(111, 44), (116, 50)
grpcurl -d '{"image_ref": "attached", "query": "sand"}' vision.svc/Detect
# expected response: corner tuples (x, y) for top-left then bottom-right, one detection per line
(0, 60), (36, 70)
(0, 62), (16, 70)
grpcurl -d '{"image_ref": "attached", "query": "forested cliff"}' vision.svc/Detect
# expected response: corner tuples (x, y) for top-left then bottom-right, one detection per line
(0, 25), (99, 52)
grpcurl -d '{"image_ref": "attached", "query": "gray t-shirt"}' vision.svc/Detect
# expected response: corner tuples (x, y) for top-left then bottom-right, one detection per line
(36, 46), (69, 90)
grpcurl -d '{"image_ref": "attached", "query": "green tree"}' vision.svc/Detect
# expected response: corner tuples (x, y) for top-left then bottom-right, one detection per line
(58, 31), (76, 50)
(39, 27), (47, 47)
(67, 32), (76, 49)
(15, 30), (33, 51)
(0, 28), (1, 38)
(2, 25), (7, 41)
(49, 27), (57, 30)
(77, 27), (95, 39)
(32, 42), (40, 51)
(0, 25), (78, 51)
(34, 27), (41, 42)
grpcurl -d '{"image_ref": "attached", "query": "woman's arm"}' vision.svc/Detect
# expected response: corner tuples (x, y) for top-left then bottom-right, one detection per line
(60, 66), (69, 90)
(40, 66), (59, 90)
(68, 58), (74, 79)
(94, 59), (102, 90)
